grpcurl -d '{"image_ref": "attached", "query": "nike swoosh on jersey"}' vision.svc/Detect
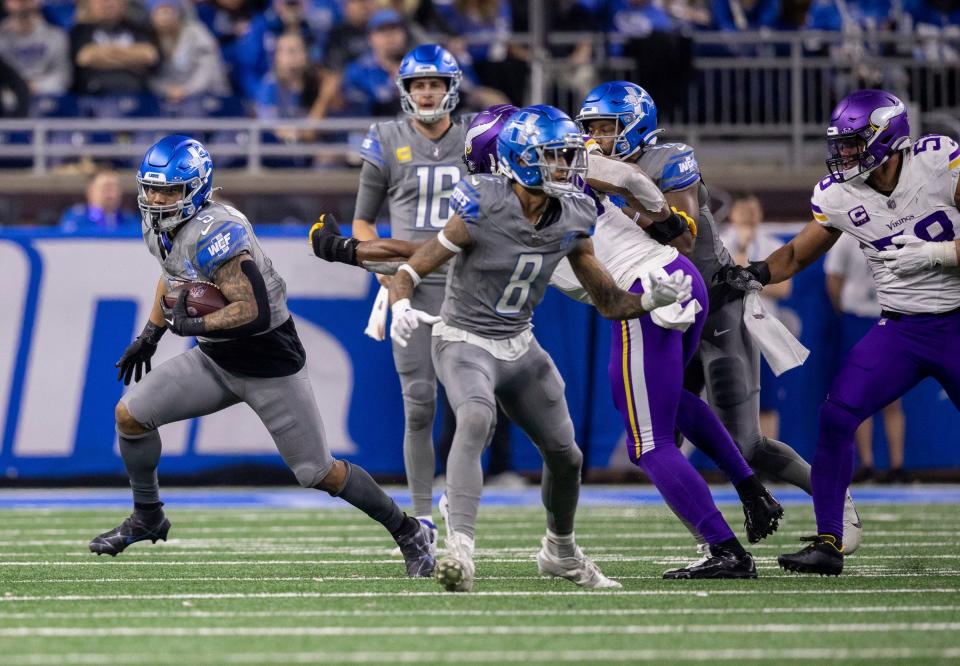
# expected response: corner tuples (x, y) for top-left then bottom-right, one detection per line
(200, 222), (214, 235)
(713, 328), (731, 336)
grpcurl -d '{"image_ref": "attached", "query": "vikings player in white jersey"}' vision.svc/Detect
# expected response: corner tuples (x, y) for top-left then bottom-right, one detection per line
(715, 89), (960, 576)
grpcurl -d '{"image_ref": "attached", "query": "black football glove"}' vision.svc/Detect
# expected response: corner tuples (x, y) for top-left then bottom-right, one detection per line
(116, 321), (166, 385)
(161, 288), (206, 337)
(309, 213), (359, 265)
(709, 261), (772, 309)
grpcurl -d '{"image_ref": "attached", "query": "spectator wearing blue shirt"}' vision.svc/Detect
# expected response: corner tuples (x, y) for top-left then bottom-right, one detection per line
(605, 0), (679, 57)
(434, 0), (511, 64)
(263, 0), (324, 65)
(196, 0), (269, 100)
(710, 0), (780, 31)
(309, 0), (376, 119)
(254, 30), (320, 143)
(341, 9), (408, 116)
(59, 169), (140, 233)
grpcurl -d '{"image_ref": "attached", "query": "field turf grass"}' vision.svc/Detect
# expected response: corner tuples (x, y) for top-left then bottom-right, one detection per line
(0, 489), (958, 665)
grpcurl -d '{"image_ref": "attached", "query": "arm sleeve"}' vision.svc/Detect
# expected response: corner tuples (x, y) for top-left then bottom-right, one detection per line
(353, 159), (389, 223)
(195, 221), (253, 277)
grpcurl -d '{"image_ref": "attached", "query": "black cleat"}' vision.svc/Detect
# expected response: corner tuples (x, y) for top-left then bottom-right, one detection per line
(663, 545), (757, 579)
(89, 510), (170, 557)
(742, 488), (784, 543)
(394, 516), (436, 578)
(778, 535), (844, 576)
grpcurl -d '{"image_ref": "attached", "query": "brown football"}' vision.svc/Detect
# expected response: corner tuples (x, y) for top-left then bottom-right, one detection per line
(162, 281), (229, 317)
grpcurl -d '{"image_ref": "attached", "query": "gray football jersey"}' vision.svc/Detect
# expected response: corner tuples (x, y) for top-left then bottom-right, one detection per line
(635, 142), (732, 284)
(441, 175), (595, 339)
(142, 201), (290, 341)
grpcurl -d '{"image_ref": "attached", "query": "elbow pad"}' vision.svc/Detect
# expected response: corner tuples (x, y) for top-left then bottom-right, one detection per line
(202, 261), (272, 339)
(646, 211), (688, 244)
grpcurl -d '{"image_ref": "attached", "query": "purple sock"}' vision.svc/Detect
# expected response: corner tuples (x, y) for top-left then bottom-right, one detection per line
(811, 399), (859, 538)
(639, 445), (735, 545)
(676, 390), (754, 485)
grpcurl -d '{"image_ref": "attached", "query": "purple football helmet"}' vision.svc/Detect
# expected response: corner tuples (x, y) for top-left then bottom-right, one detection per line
(826, 89), (911, 182)
(462, 104), (518, 174)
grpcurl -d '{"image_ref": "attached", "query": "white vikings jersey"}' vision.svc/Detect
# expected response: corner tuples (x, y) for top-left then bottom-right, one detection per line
(550, 188), (678, 303)
(811, 134), (960, 314)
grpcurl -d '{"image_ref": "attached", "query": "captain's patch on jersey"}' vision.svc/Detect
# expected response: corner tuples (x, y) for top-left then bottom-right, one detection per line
(396, 146), (412, 163)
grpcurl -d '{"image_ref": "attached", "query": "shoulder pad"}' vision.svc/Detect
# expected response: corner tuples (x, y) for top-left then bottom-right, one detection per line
(195, 220), (251, 276)
(451, 178), (483, 224)
(655, 144), (700, 192)
(911, 134), (960, 173)
(359, 124), (384, 168)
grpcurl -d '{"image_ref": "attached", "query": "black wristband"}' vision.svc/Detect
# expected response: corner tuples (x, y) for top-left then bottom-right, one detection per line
(179, 317), (206, 336)
(748, 261), (771, 286)
(333, 237), (360, 265)
(141, 320), (166, 345)
(647, 212), (687, 244)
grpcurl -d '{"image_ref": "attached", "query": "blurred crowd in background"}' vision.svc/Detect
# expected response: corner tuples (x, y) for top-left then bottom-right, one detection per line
(0, 0), (958, 124)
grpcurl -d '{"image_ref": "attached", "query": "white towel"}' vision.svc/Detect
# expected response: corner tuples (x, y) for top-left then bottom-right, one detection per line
(742, 291), (809, 376)
(364, 286), (389, 341)
(639, 268), (703, 332)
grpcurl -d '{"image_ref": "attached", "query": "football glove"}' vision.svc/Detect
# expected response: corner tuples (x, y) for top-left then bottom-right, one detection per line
(309, 213), (359, 265)
(160, 289), (206, 337)
(709, 261), (771, 308)
(390, 298), (441, 348)
(641, 269), (693, 311)
(877, 235), (959, 277)
(116, 321), (165, 385)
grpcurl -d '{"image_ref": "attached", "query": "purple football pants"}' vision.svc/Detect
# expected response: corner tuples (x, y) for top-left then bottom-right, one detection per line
(609, 255), (753, 545)
(814, 310), (960, 538)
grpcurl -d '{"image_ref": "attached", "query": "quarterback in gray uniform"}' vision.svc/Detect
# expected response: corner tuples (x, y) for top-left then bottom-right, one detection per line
(576, 81), (862, 555)
(388, 105), (693, 592)
(88, 135), (435, 578)
(350, 44), (473, 531)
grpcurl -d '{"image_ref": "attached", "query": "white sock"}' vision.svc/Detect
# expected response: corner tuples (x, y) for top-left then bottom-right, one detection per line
(546, 529), (577, 558)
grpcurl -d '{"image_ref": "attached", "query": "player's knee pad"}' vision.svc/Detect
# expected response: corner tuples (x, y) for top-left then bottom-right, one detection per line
(400, 379), (436, 431)
(454, 401), (496, 454)
(705, 356), (750, 408)
(818, 398), (863, 448)
(293, 458), (335, 489)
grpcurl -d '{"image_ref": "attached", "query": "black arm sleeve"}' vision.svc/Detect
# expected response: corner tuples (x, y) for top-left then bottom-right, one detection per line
(352, 160), (389, 223)
(202, 260), (272, 339)
(645, 211), (688, 244)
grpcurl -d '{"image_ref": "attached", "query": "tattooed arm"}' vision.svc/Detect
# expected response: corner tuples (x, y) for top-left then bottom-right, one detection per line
(204, 252), (271, 335)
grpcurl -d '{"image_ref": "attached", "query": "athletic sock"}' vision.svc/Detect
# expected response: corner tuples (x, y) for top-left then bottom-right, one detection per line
(734, 474), (765, 503)
(713, 537), (747, 557)
(119, 430), (162, 505)
(329, 461), (406, 535)
(546, 529), (577, 558)
(134, 501), (163, 514)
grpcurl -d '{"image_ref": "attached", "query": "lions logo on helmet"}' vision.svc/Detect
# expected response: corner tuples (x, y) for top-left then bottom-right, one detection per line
(497, 105), (587, 197)
(576, 81), (662, 160)
(396, 44), (462, 124)
(137, 135), (214, 234)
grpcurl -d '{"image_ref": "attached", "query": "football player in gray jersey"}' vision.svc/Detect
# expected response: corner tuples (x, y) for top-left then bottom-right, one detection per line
(88, 136), (435, 578)
(388, 105), (692, 592)
(576, 81), (862, 557)
(348, 44), (473, 534)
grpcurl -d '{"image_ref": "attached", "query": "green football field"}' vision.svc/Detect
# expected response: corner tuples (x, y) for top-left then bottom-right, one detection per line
(0, 490), (958, 665)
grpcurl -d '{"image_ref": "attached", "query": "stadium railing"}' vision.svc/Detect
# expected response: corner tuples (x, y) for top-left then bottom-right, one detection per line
(1, 30), (958, 173)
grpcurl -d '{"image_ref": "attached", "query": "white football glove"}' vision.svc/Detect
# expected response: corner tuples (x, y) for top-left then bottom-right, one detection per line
(390, 298), (441, 348)
(877, 235), (959, 277)
(641, 269), (693, 311)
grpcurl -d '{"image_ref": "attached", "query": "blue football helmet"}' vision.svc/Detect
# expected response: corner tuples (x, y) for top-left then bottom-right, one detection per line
(396, 44), (462, 124)
(575, 81), (662, 160)
(137, 135), (214, 233)
(497, 104), (588, 197)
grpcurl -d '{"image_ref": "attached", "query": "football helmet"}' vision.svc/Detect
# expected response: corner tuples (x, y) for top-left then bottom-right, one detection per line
(576, 80), (661, 160)
(137, 135), (213, 233)
(497, 104), (587, 197)
(396, 44), (462, 124)
(463, 103), (518, 174)
(825, 89), (910, 183)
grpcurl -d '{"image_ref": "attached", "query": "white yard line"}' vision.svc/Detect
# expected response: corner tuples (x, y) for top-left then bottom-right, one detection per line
(3, 622), (960, 638)
(1, 589), (957, 602)
(0, 605), (956, 621)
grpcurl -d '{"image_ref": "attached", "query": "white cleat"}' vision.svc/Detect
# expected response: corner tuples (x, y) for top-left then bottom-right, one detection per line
(435, 531), (475, 592)
(843, 492), (862, 555)
(536, 536), (622, 589)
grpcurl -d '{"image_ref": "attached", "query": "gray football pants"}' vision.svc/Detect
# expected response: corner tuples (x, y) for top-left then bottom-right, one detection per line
(123, 346), (334, 489)
(686, 294), (812, 493)
(433, 335), (583, 540)
(391, 281), (445, 518)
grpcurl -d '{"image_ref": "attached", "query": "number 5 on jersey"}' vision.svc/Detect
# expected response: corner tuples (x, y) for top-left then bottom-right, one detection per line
(415, 165), (461, 229)
(496, 254), (544, 314)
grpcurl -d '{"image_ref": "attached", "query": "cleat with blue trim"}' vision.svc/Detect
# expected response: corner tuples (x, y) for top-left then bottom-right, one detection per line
(663, 545), (757, 579)
(394, 516), (436, 577)
(89, 509), (170, 557)
(778, 535), (844, 576)
(742, 488), (784, 543)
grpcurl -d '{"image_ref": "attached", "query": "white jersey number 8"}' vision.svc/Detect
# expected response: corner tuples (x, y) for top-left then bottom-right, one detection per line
(414, 166), (461, 229)
(496, 254), (544, 314)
